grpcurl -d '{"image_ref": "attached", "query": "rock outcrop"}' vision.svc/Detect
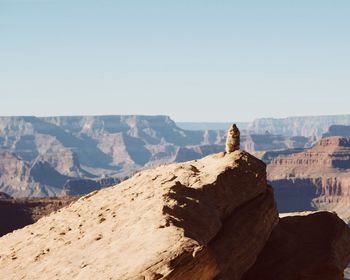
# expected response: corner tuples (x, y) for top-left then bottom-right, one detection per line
(0, 151), (278, 280)
(243, 212), (350, 280)
(267, 137), (350, 223)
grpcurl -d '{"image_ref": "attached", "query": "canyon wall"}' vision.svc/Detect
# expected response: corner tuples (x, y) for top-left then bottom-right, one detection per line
(268, 136), (350, 224)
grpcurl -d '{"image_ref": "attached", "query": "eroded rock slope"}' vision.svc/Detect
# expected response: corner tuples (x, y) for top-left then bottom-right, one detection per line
(0, 151), (278, 280)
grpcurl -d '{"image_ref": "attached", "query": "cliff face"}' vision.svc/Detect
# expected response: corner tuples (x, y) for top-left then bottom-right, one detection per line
(0, 115), (223, 171)
(0, 152), (70, 197)
(269, 137), (350, 174)
(0, 116), (224, 196)
(268, 137), (350, 223)
(241, 134), (309, 153)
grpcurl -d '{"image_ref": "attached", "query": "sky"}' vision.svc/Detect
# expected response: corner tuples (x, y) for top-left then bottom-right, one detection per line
(0, 0), (350, 122)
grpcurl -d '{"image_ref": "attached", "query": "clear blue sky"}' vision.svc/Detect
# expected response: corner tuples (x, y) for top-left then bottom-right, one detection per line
(1, 0), (349, 122)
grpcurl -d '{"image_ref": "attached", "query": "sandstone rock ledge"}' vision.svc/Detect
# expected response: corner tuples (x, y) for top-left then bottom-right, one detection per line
(243, 211), (350, 280)
(0, 151), (278, 280)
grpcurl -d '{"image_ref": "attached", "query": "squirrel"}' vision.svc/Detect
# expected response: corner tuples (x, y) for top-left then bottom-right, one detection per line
(225, 124), (240, 153)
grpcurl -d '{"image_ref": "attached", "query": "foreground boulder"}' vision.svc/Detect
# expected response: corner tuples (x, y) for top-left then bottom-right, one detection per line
(242, 212), (350, 280)
(0, 151), (278, 280)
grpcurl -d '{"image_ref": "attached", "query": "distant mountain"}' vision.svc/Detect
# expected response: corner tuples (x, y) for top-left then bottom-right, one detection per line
(0, 115), (225, 196)
(176, 122), (249, 131)
(322, 124), (350, 138)
(178, 115), (350, 138)
(268, 136), (350, 224)
(248, 115), (350, 138)
(3, 114), (348, 197)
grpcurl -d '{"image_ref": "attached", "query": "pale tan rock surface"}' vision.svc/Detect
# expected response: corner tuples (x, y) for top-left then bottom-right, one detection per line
(0, 151), (278, 280)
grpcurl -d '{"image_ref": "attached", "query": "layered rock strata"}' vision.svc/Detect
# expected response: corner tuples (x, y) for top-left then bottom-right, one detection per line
(268, 137), (350, 223)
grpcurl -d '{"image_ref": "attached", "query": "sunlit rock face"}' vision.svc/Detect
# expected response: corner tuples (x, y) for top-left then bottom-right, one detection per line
(0, 151), (278, 280)
(268, 137), (350, 224)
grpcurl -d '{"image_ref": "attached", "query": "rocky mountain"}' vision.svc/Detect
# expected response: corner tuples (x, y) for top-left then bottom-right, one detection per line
(267, 136), (350, 224)
(323, 125), (350, 137)
(241, 134), (309, 154)
(61, 177), (122, 196)
(0, 115), (313, 197)
(0, 151), (349, 279)
(0, 115), (225, 196)
(0, 151), (71, 197)
(248, 115), (350, 138)
(3, 114), (350, 197)
(177, 122), (249, 131)
(179, 115), (350, 139)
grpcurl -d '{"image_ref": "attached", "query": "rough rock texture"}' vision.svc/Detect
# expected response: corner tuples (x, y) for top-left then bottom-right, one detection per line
(242, 212), (350, 280)
(0, 151), (278, 280)
(268, 137), (350, 223)
(0, 196), (78, 237)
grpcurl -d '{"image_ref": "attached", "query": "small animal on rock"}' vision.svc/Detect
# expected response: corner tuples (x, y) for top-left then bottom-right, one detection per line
(225, 124), (240, 153)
